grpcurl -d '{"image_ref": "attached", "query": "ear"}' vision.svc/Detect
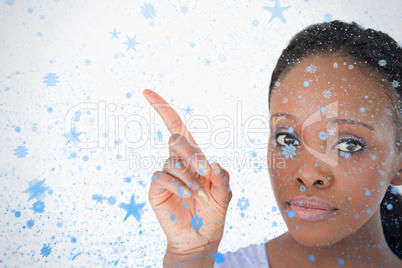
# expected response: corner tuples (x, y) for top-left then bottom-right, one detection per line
(390, 151), (402, 186)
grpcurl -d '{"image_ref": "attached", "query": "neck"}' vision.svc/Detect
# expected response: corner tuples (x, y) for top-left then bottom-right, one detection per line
(285, 206), (399, 266)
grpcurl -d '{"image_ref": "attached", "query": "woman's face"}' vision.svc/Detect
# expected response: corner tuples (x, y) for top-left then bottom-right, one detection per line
(267, 55), (401, 247)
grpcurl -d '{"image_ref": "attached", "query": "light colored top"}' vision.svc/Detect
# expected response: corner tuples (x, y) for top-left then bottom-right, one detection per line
(213, 243), (270, 268)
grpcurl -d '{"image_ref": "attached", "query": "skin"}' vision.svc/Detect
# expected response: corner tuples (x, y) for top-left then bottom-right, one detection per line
(265, 55), (402, 267)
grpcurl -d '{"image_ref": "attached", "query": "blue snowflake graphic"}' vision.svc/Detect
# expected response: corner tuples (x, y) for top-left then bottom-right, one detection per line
(183, 105), (194, 116)
(378, 59), (387, 66)
(281, 144), (296, 159)
(4, 0), (15, 6)
(319, 131), (327, 140)
(190, 215), (203, 230)
(119, 194), (146, 222)
(252, 19), (260, 26)
(43, 73), (59, 86)
(109, 28), (120, 39)
(204, 58), (212, 66)
(40, 244), (52, 257)
(237, 197), (250, 211)
(23, 179), (51, 201)
(217, 53), (226, 63)
(323, 89), (332, 98)
(300, 185), (306, 192)
(92, 193), (104, 204)
(263, 0), (291, 24)
(14, 145), (28, 158)
(107, 196), (117, 206)
(65, 126), (83, 145)
(308, 255), (316, 263)
(32, 200), (45, 213)
(123, 36), (140, 51)
(155, 129), (163, 142)
(140, 3), (156, 20)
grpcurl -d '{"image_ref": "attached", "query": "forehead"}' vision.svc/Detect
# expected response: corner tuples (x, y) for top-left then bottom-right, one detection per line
(270, 55), (394, 124)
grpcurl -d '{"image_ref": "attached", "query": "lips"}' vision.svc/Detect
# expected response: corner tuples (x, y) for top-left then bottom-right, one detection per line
(287, 196), (338, 211)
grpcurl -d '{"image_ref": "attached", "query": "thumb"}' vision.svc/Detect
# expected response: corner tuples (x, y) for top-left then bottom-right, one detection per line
(209, 162), (232, 207)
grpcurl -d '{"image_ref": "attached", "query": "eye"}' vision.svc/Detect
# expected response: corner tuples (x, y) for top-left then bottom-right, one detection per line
(275, 132), (300, 147)
(332, 138), (366, 154)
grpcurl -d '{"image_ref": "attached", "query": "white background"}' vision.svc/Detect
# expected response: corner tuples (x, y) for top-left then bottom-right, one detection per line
(1, 0), (401, 266)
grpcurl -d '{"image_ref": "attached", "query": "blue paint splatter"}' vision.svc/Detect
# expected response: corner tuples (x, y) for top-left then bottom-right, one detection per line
(83, 155), (89, 161)
(43, 73), (59, 86)
(72, 252), (82, 261)
(47, 107), (53, 113)
(126, 92), (132, 98)
(119, 194), (146, 222)
(339, 259), (345, 265)
(40, 244), (52, 257)
(365, 190), (371, 196)
(71, 237), (77, 243)
(23, 179), (51, 201)
(288, 211), (296, 218)
(155, 130), (163, 142)
(32, 200), (45, 213)
(308, 255), (315, 262)
(303, 81), (309, 87)
(27, 219), (34, 228)
(15, 126), (21, 132)
(214, 252), (225, 264)
(14, 211), (21, 217)
(366, 209), (372, 214)
(124, 177), (132, 183)
(190, 215), (203, 230)
(180, 5), (188, 14)
(170, 213), (176, 222)
(387, 203), (393, 210)
(14, 145), (28, 158)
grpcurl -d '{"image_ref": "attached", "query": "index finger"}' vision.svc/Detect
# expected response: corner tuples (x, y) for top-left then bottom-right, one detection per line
(142, 89), (198, 147)
(143, 89), (212, 176)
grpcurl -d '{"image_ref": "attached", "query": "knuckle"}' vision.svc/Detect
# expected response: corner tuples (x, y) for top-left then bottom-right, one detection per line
(168, 133), (186, 146)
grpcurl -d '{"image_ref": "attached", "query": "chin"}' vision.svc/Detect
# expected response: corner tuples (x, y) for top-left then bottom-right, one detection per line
(281, 202), (347, 247)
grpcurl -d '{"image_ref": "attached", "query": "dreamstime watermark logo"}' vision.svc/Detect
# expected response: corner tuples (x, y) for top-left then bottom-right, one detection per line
(64, 99), (340, 170)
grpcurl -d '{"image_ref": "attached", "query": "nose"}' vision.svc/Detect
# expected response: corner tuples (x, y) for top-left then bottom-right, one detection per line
(296, 176), (331, 189)
(294, 161), (332, 189)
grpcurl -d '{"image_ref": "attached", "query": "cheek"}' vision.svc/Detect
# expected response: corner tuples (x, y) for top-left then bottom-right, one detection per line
(336, 161), (388, 215)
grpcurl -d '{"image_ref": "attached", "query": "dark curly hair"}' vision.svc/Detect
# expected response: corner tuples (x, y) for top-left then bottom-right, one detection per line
(268, 20), (402, 259)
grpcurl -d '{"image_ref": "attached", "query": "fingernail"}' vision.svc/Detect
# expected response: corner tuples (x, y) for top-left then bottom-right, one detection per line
(212, 163), (222, 175)
(198, 189), (209, 203)
(197, 160), (211, 176)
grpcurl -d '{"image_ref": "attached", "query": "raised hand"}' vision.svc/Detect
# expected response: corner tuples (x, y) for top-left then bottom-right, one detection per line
(143, 89), (232, 265)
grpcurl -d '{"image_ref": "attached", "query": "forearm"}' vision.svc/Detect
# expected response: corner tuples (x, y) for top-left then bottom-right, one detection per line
(163, 243), (219, 268)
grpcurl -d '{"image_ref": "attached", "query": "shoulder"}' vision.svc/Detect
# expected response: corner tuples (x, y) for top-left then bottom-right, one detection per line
(213, 243), (269, 268)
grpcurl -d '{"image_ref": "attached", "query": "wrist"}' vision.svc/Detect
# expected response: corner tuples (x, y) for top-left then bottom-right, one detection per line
(164, 242), (220, 268)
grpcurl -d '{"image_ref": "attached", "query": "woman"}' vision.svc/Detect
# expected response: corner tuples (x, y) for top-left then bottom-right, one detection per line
(143, 20), (402, 267)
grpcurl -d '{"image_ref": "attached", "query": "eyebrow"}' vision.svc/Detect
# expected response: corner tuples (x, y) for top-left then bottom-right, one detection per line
(270, 112), (375, 132)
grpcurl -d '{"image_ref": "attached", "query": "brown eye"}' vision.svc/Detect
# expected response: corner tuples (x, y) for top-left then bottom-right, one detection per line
(275, 132), (300, 147)
(332, 138), (366, 154)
